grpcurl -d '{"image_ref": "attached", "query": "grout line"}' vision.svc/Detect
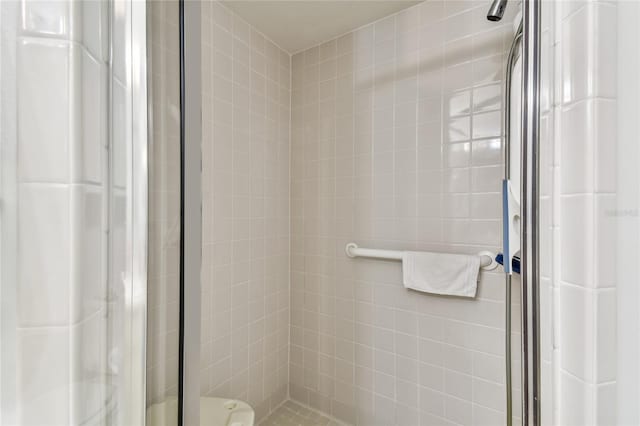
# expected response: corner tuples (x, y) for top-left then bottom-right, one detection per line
(285, 398), (352, 426)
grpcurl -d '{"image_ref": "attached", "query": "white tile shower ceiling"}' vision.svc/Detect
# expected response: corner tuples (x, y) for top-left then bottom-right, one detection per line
(220, 1), (421, 53)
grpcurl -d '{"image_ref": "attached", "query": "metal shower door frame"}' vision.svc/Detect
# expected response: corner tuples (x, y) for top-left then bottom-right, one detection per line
(520, 0), (542, 424)
(124, 0), (149, 422)
(178, 1), (202, 425)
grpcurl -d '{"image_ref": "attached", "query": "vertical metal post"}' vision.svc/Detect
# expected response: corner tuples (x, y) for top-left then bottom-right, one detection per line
(520, 0), (541, 424)
(179, 0), (202, 425)
(503, 25), (522, 426)
(127, 0), (148, 423)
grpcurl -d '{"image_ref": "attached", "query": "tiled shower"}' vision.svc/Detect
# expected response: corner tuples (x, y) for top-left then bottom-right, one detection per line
(0, 0), (636, 425)
(194, 1), (523, 423)
(288, 4), (514, 425)
(199, 1), (292, 413)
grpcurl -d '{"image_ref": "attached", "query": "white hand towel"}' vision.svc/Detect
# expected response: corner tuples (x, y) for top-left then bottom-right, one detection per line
(401, 251), (481, 298)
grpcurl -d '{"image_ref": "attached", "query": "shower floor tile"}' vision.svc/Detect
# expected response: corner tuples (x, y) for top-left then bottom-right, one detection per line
(260, 400), (343, 426)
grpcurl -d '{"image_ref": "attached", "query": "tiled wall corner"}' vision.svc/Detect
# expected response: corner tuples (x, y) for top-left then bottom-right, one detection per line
(200, 2), (291, 423)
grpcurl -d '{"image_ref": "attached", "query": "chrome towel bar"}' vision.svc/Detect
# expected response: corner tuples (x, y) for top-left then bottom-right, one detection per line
(345, 243), (499, 271)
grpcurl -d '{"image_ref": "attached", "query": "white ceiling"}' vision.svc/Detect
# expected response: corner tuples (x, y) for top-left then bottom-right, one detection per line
(221, 1), (422, 54)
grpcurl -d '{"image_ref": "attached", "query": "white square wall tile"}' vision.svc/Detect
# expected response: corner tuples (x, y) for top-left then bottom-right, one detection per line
(71, 313), (107, 425)
(594, 100), (616, 193)
(559, 284), (595, 382)
(561, 4), (592, 104)
(18, 184), (71, 327)
(540, 31), (553, 114)
(539, 113), (552, 198)
(561, 98), (616, 196)
(74, 50), (106, 184)
(594, 195), (615, 288)
(18, 38), (76, 183)
(560, 195), (594, 287)
(81, 0), (109, 61)
(561, 101), (594, 195)
(70, 185), (105, 323)
(17, 327), (71, 426)
(595, 289), (616, 383)
(444, 395), (472, 425)
(593, 4), (617, 100)
(473, 403), (503, 426)
(596, 382), (616, 425)
(471, 138), (501, 167)
(472, 377), (504, 412)
(472, 352), (503, 384)
(562, 4), (617, 103)
(20, 0), (79, 39)
(472, 111), (501, 140)
(559, 370), (594, 426)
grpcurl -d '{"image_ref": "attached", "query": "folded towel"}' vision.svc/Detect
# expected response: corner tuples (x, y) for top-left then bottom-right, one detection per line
(401, 251), (481, 298)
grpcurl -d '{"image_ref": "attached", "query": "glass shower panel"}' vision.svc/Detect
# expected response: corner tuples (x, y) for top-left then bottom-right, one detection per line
(0, 0), (148, 424)
(145, 1), (181, 425)
(204, 1), (523, 424)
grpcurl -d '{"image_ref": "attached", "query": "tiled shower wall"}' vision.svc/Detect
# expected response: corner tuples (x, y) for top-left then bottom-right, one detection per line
(200, 2), (291, 422)
(289, 2), (519, 424)
(2, 0), (112, 424)
(546, 1), (618, 424)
